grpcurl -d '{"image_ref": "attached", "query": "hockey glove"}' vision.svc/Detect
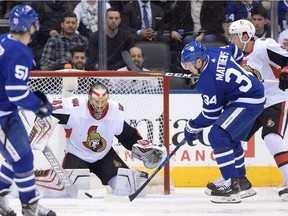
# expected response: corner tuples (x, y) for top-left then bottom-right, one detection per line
(279, 66), (288, 91)
(34, 90), (53, 119)
(132, 140), (167, 169)
(184, 119), (203, 142)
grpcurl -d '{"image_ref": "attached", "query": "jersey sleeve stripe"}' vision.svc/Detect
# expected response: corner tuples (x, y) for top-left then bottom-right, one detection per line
(8, 90), (30, 101)
(5, 85), (29, 90)
(201, 111), (220, 120)
(203, 106), (223, 112)
(229, 96), (266, 105)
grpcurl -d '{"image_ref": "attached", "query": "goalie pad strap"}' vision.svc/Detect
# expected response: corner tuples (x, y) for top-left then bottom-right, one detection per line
(111, 168), (148, 196)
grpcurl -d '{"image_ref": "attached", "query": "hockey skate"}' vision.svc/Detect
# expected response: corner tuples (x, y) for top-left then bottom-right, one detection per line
(205, 176), (256, 199)
(21, 194), (56, 216)
(278, 182), (288, 201)
(279, 188), (288, 201)
(210, 178), (241, 204)
(0, 189), (16, 216)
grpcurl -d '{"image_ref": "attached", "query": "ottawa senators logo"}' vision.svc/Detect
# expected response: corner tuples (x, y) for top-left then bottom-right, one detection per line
(82, 126), (107, 152)
(113, 160), (122, 168)
(266, 118), (275, 127)
(242, 63), (262, 80)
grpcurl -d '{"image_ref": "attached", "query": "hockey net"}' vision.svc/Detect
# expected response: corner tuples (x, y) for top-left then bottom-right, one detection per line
(19, 70), (171, 195)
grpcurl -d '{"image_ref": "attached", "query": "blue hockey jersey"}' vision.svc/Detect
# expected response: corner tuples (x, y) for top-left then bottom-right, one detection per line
(208, 43), (243, 65)
(193, 46), (266, 128)
(0, 33), (42, 117)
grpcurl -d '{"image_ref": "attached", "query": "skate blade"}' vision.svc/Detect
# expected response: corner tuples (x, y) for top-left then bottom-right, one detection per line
(279, 193), (288, 201)
(210, 194), (241, 204)
(204, 188), (212, 196)
(240, 188), (256, 199)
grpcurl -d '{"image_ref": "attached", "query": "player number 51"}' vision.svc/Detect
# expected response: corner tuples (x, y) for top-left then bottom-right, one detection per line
(15, 65), (29, 80)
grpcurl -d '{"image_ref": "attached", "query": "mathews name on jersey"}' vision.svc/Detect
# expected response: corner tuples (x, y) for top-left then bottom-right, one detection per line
(52, 97), (133, 163)
(193, 47), (266, 128)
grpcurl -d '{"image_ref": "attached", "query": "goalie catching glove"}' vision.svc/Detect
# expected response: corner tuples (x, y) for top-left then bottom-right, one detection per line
(132, 140), (167, 169)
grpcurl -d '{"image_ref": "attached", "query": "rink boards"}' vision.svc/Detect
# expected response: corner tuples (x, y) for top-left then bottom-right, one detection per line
(115, 92), (285, 187)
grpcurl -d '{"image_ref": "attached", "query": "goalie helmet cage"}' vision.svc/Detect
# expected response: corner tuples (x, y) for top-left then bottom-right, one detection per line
(28, 70), (171, 195)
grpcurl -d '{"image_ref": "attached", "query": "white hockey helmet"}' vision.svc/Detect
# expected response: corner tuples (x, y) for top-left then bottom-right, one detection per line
(229, 19), (255, 43)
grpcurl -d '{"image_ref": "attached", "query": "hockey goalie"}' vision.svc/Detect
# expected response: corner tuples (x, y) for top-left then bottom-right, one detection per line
(29, 82), (167, 198)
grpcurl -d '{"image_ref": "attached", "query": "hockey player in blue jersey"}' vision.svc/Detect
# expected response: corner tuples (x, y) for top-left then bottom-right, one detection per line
(0, 5), (55, 216)
(181, 41), (265, 203)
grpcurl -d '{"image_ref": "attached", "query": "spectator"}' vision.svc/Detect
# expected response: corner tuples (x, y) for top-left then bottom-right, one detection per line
(251, 6), (271, 39)
(167, 0), (227, 89)
(108, 1), (128, 12)
(118, 46), (186, 90)
(89, 8), (134, 70)
(70, 45), (94, 70)
(74, 0), (111, 38)
(117, 46), (148, 71)
(120, 0), (170, 44)
(114, 46), (155, 90)
(225, 0), (263, 24)
(168, 0), (228, 47)
(40, 11), (88, 71)
(29, 1), (72, 70)
(30, 1), (72, 38)
(279, 0), (288, 32)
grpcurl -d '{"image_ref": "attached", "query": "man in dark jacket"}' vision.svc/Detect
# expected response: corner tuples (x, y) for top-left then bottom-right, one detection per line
(120, 0), (170, 44)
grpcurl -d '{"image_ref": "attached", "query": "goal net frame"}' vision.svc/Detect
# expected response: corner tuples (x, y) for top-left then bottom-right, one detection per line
(28, 70), (171, 195)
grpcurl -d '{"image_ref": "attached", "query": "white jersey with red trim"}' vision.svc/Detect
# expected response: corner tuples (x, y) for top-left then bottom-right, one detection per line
(52, 96), (127, 163)
(243, 38), (288, 108)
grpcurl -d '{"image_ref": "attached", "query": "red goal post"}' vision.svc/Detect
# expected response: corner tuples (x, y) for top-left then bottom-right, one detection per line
(28, 70), (171, 194)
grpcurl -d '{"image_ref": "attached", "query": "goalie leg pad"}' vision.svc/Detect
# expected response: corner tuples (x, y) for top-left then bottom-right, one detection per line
(34, 169), (92, 198)
(132, 140), (167, 169)
(110, 168), (148, 196)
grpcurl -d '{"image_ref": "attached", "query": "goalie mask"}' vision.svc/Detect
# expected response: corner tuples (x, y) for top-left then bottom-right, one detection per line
(88, 83), (109, 119)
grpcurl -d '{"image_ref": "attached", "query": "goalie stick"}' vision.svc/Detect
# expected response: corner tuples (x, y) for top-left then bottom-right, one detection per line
(121, 51), (279, 83)
(20, 112), (100, 198)
(105, 138), (187, 202)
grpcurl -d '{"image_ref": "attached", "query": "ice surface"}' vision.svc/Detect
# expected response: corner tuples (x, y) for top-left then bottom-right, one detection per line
(6, 187), (288, 216)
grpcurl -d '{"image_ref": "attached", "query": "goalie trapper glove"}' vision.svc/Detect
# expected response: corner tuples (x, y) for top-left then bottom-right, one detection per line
(279, 66), (288, 91)
(184, 119), (203, 142)
(34, 90), (53, 118)
(132, 140), (167, 169)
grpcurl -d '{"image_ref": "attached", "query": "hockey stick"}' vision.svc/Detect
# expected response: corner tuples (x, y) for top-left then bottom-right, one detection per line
(122, 51), (279, 83)
(121, 51), (197, 79)
(105, 138), (187, 202)
(20, 112), (101, 198)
